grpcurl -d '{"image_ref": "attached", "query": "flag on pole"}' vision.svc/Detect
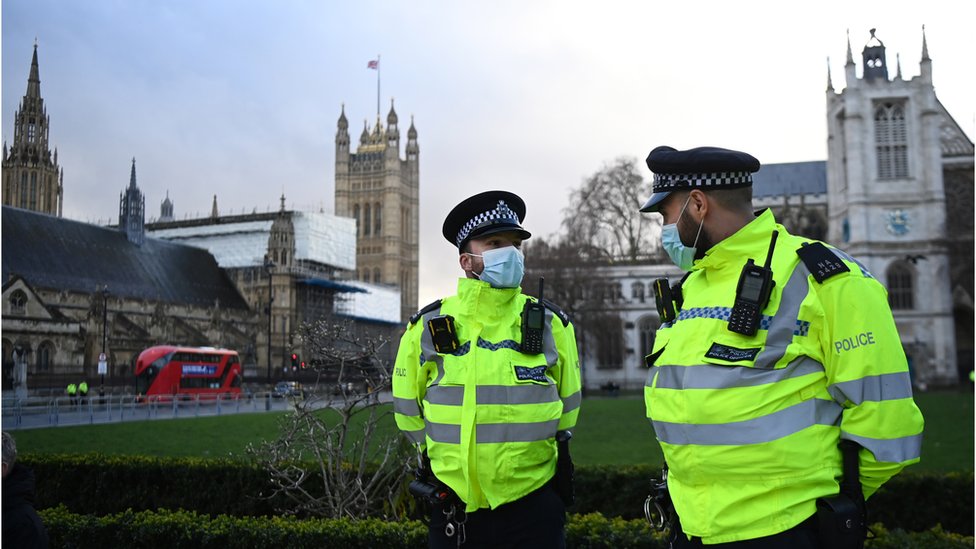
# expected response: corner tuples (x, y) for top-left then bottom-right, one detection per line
(367, 59), (379, 70)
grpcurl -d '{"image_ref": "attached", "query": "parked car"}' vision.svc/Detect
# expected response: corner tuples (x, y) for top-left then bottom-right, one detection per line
(272, 381), (303, 398)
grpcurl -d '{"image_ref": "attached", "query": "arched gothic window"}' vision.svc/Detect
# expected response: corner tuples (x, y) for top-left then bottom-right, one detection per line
(9, 290), (27, 315)
(631, 281), (645, 303)
(374, 202), (382, 234)
(886, 261), (914, 310)
(373, 268), (382, 284)
(874, 102), (909, 179)
(37, 341), (54, 372)
(638, 315), (661, 362)
(364, 204), (372, 237)
(353, 204), (360, 235)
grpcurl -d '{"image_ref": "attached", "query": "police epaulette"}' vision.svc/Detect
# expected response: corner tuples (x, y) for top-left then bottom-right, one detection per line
(796, 242), (850, 283)
(409, 299), (443, 325)
(540, 298), (571, 326)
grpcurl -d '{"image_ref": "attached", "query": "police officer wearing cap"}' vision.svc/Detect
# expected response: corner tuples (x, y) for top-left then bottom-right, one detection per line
(640, 146), (923, 547)
(393, 190), (582, 548)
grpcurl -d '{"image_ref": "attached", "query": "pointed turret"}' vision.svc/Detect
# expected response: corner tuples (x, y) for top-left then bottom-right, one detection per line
(129, 157), (138, 189)
(386, 98), (400, 151)
(360, 121), (370, 145)
(826, 57), (834, 92)
(919, 25), (932, 83)
(844, 29), (857, 87)
(160, 190), (174, 222)
(406, 115), (419, 162)
(26, 44), (41, 99)
(119, 158), (145, 245)
(211, 194), (219, 218)
(895, 53), (903, 80)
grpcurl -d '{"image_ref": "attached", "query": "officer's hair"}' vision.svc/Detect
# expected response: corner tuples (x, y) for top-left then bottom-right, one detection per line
(707, 186), (753, 211)
(2, 431), (17, 467)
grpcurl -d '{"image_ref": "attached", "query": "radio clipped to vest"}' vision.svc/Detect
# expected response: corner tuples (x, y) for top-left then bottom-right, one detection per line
(727, 231), (778, 336)
(427, 315), (460, 354)
(521, 277), (546, 354)
(653, 278), (677, 323)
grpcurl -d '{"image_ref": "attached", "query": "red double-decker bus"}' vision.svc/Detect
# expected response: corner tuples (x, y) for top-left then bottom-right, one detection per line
(135, 345), (242, 398)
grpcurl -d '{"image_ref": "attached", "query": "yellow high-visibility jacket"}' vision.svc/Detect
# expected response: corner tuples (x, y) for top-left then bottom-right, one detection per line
(393, 277), (582, 512)
(645, 209), (924, 544)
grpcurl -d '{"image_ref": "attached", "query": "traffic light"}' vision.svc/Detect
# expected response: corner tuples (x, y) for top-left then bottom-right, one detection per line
(300, 361), (306, 369)
(290, 353), (299, 368)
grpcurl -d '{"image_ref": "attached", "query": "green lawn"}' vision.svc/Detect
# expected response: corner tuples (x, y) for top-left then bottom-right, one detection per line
(12, 390), (972, 472)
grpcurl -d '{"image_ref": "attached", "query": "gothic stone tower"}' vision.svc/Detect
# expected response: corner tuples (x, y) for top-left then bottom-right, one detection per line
(2, 44), (63, 216)
(119, 158), (146, 246)
(826, 28), (975, 385)
(334, 101), (419, 322)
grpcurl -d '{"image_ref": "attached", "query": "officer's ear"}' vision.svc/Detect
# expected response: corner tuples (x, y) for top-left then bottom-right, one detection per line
(688, 189), (709, 219)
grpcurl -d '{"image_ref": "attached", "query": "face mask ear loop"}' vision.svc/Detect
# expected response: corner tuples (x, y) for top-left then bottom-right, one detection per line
(464, 252), (484, 278)
(692, 211), (705, 249)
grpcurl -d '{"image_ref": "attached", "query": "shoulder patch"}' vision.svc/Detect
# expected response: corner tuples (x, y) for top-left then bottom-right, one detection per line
(409, 299), (442, 325)
(540, 298), (571, 326)
(796, 242), (850, 283)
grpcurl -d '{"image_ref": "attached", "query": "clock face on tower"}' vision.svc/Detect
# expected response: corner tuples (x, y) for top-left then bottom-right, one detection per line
(884, 209), (911, 236)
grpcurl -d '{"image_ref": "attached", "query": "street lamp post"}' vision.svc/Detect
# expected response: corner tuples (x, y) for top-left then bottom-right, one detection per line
(264, 257), (275, 384)
(100, 286), (108, 388)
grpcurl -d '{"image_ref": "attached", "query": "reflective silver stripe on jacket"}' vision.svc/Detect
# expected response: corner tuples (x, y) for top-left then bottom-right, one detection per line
(828, 372), (915, 405)
(753, 263), (813, 369)
(424, 384), (560, 406)
(842, 432), (923, 463)
(477, 420), (560, 443)
(562, 391), (582, 413)
(651, 398), (842, 446)
(402, 428), (426, 445)
(649, 356), (824, 390)
(425, 420), (462, 444)
(393, 396), (423, 417)
(423, 419), (559, 444)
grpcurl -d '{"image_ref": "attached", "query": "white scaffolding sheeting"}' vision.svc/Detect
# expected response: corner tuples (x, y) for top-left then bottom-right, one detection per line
(147, 212), (357, 270)
(335, 280), (401, 324)
(149, 220), (273, 268)
(293, 213), (356, 270)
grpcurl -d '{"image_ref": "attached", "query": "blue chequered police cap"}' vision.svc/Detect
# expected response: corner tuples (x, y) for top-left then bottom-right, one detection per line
(442, 190), (531, 250)
(640, 146), (761, 212)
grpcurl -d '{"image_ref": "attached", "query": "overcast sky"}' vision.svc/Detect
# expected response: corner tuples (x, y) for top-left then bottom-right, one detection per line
(3, 1), (973, 306)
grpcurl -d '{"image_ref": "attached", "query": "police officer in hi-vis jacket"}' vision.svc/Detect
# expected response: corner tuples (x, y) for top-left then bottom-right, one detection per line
(640, 146), (924, 548)
(393, 190), (582, 548)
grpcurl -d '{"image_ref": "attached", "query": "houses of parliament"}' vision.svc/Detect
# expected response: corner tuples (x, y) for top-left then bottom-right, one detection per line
(2, 44), (419, 391)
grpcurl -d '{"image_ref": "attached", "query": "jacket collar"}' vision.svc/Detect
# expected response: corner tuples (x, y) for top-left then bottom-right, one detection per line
(455, 277), (520, 318)
(694, 208), (778, 272)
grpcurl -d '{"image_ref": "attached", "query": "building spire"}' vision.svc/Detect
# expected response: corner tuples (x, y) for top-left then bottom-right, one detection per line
(845, 29), (854, 65)
(826, 56), (834, 91)
(895, 53), (903, 80)
(129, 157), (137, 189)
(26, 43), (41, 98)
(211, 194), (219, 218)
(921, 24), (930, 61)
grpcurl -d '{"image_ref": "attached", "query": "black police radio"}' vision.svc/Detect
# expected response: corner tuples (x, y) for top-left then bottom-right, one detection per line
(521, 277), (546, 354)
(727, 231), (778, 336)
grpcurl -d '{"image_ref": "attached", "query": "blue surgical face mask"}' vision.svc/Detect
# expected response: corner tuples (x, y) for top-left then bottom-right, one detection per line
(467, 246), (525, 288)
(661, 195), (705, 271)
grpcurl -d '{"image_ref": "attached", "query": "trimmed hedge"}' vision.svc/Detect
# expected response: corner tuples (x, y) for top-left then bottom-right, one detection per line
(25, 454), (973, 535)
(39, 507), (974, 549)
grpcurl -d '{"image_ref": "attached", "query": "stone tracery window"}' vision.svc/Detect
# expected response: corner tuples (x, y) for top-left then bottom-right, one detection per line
(886, 261), (914, 310)
(874, 102), (909, 180)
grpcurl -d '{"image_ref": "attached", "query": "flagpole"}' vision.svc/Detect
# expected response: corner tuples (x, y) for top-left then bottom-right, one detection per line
(376, 54), (381, 118)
